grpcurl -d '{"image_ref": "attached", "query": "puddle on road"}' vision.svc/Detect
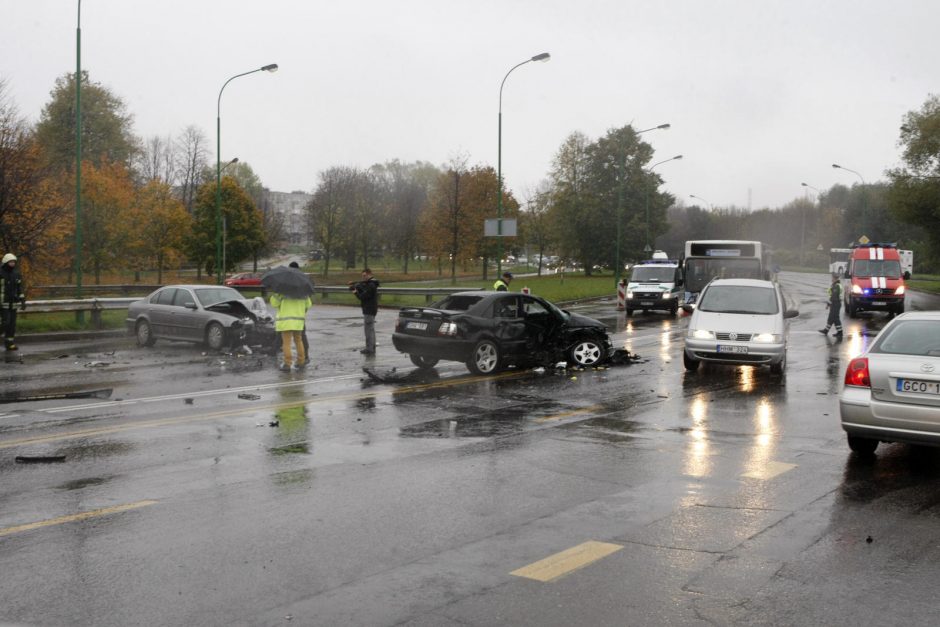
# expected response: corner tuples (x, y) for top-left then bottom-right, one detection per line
(559, 416), (641, 443)
(399, 400), (567, 439)
(56, 440), (135, 461)
(56, 476), (109, 491)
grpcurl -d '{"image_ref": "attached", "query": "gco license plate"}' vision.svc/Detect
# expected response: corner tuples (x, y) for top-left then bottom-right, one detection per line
(897, 379), (940, 395)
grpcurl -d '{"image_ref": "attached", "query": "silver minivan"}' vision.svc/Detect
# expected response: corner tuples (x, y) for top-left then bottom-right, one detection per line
(683, 278), (798, 374)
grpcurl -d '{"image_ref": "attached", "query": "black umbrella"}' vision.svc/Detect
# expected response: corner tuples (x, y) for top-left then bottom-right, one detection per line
(260, 266), (316, 298)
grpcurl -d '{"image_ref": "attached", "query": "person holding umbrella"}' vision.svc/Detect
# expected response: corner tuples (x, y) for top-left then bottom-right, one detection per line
(288, 262), (310, 362)
(262, 265), (315, 371)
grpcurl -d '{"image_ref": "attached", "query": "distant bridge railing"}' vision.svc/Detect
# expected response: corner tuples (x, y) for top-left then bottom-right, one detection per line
(19, 286), (484, 329)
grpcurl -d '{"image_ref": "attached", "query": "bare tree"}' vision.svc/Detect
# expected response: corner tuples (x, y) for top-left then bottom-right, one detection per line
(136, 134), (175, 185)
(175, 125), (208, 213)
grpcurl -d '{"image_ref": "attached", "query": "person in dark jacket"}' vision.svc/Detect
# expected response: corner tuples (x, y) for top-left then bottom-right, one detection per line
(350, 268), (379, 355)
(0, 253), (27, 351)
(493, 271), (513, 291)
(818, 273), (844, 339)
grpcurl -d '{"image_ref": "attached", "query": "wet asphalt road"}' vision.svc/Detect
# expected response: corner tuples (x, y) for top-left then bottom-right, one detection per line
(2, 272), (940, 626)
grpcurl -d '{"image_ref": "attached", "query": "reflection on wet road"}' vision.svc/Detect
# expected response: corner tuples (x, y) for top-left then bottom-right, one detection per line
(2, 273), (940, 626)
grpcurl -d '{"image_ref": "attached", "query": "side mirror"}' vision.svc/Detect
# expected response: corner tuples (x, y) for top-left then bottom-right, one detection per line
(184, 301), (197, 310)
(784, 309), (799, 319)
(904, 271), (911, 280)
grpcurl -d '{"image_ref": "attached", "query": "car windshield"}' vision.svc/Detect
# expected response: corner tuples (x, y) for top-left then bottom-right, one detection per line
(433, 294), (484, 311)
(684, 258), (762, 293)
(871, 320), (940, 356)
(194, 287), (243, 307)
(630, 265), (676, 282)
(852, 259), (901, 278)
(697, 285), (779, 314)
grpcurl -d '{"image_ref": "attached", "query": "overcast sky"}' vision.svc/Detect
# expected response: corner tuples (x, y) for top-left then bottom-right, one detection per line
(3, 1), (937, 210)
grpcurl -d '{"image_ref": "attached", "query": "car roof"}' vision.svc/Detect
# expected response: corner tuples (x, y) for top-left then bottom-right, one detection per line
(704, 278), (776, 288)
(888, 312), (940, 322)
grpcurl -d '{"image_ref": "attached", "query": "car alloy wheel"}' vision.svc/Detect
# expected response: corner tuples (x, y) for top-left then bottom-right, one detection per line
(468, 340), (500, 375)
(205, 322), (226, 351)
(569, 338), (606, 367)
(136, 319), (156, 347)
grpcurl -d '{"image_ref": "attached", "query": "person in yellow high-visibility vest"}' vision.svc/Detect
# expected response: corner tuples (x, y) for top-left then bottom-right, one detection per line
(270, 291), (312, 371)
(493, 271), (513, 291)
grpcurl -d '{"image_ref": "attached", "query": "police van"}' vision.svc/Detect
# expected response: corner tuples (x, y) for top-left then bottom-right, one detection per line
(624, 252), (682, 315)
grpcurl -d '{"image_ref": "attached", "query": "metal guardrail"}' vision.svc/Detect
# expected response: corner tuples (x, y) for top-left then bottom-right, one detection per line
(18, 286), (484, 329)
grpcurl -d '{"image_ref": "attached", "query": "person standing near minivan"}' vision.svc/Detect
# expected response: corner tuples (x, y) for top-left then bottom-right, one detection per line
(819, 273), (844, 339)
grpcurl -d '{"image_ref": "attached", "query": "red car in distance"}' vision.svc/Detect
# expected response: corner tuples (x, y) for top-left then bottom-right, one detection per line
(223, 272), (263, 287)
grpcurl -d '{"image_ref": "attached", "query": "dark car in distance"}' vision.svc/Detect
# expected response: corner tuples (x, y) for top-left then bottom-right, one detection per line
(392, 291), (612, 375)
(126, 285), (278, 353)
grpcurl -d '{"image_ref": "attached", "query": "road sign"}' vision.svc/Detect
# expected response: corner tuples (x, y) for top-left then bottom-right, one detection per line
(485, 218), (517, 237)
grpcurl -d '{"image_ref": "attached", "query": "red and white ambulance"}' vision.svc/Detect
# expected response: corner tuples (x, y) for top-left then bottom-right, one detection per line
(842, 243), (909, 318)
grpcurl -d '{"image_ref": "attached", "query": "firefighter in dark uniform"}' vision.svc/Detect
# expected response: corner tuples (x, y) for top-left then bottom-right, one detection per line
(1, 253), (27, 351)
(493, 271), (513, 291)
(818, 273), (844, 339)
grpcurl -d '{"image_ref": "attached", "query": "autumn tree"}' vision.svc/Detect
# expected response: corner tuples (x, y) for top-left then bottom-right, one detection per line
(371, 160), (438, 273)
(185, 178), (265, 277)
(519, 184), (554, 275)
(175, 125), (209, 213)
(130, 181), (191, 283)
(35, 71), (138, 172)
(79, 160), (136, 283)
(0, 79), (66, 282)
(306, 166), (358, 278)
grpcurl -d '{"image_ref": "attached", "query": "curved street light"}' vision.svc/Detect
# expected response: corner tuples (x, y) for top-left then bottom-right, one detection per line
(496, 52), (550, 276)
(215, 63), (278, 283)
(644, 155), (683, 251)
(831, 163), (866, 240)
(689, 194), (712, 209)
(614, 123), (671, 285)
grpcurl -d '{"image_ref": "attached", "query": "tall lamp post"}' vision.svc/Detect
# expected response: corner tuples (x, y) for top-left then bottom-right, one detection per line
(689, 194), (712, 209)
(644, 154), (683, 252)
(216, 63), (278, 284)
(614, 123), (671, 286)
(497, 52), (550, 277)
(800, 182), (820, 266)
(75, 0), (83, 313)
(831, 163), (865, 240)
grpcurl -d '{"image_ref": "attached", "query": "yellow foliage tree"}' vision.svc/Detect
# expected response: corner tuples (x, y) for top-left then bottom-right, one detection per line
(130, 181), (192, 283)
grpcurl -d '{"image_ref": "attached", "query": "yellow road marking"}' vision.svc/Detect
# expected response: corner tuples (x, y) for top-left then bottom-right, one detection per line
(0, 500), (157, 538)
(0, 369), (532, 450)
(510, 540), (623, 582)
(742, 461), (796, 480)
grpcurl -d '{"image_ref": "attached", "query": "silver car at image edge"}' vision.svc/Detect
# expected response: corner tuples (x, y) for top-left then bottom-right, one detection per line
(840, 311), (940, 455)
(683, 278), (798, 375)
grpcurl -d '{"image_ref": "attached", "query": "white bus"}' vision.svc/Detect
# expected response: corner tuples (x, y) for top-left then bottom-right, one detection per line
(682, 240), (773, 304)
(829, 248), (852, 276)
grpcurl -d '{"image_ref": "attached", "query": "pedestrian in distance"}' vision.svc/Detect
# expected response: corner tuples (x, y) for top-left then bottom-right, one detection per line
(494, 271), (513, 291)
(270, 290), (312, 371)
(349, 268), (379, 355)
(0, 253), (26, 351)
(288, 261), (310, 363)
(819, 273), (844, 339)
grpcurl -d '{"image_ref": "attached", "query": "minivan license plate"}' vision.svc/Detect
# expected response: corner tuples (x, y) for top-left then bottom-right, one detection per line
(897, 379), (940, 395)
(717, 345), (748, 354)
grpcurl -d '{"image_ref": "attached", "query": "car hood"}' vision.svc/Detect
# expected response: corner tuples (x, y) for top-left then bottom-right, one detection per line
(565, 311), (607, 330)
(205, 298), (272, 322)
(691, 310), (784, 334)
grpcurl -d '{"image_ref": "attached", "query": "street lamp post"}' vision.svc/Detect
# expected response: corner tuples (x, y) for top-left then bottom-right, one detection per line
(831, 163), (866, 240)
(216, 63), (277, 284)
(800, 182), (820, 266)
(614, 124), (670, 286)
(645, 155), (683, 252)
(75, 0), (83, 316)
(497, 52), (550, 277)
(689, 194), (712, 209)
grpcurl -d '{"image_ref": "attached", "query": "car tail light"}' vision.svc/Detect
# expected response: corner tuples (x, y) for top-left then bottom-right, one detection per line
(844, 357), (870, 388)
(438, 322), (457, 336)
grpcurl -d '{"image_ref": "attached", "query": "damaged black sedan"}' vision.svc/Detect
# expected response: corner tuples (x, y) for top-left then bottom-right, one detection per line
(126, 285), (278, 354)
(392, 291), (612, 374)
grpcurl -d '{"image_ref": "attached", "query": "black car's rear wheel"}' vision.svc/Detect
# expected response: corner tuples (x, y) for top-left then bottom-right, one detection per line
(467, 340), (501, 375)
(205, 322), (226, 351)
(136, 319), (156, 347)
(410, 354), (439, 369)
(568, 337), (607, 367)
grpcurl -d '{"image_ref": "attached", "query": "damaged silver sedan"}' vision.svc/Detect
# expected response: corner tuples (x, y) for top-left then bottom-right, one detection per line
(125, 285), (278, 354)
